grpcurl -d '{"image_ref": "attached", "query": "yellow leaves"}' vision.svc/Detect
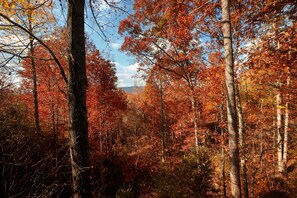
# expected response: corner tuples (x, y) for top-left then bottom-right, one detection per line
(1, 1), (14, 13)
(1, 0), (52, 16)
(1, 0), (56, 33)
(1, 0), (27, 17)
(277, 105), (286, 109)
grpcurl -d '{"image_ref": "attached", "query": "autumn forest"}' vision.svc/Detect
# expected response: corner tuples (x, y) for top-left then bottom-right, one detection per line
(0, 0), (296, 197)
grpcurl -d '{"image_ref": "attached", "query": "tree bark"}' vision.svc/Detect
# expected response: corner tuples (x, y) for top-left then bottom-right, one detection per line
(283, 76), (290, 174)
(67, 0), (93, 197)
(28, 8), (40, 134)
(276, 90), (285, 176)
(236, 85), (248, 198)
(56, 96), (59, 142)
(50, 98), (56, 146)
(159, 77), (166, 164)
(221, 0), (241, 197)
(190, 92), (199, 149)
(220, 104), (227, 198)
(272, 116), (276, 176)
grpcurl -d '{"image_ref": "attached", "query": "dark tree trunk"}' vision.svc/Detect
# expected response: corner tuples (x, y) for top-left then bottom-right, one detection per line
(28, 9), (40, 134)
(159, 77), (166, 164)
(50, 98), (56, 146)
(67, 0), (93, 197)
(221, 0), (241, 197)
(30, 41), (40, 134)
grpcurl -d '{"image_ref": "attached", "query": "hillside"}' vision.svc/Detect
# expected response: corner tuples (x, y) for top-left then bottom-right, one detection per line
(119, 86), (144, 93)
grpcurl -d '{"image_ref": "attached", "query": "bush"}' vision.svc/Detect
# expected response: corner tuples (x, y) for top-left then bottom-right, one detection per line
(155, 147), (217, 198)
(258, 177), (291, 198)
(0, 102), (72, 197)
(91, 153), (125, 197)
(116, 184), (136, 198)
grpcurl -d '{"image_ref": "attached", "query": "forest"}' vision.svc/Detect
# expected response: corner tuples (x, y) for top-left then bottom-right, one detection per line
(0, 0), (296, 197)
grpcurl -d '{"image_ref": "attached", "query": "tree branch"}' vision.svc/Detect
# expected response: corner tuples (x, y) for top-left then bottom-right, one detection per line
(0, 12), (68, 84)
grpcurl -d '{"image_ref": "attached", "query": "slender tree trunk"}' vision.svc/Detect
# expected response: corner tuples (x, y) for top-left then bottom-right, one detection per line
(28, 8), (40, 134)
(99, 131), (103, 153)
(56, 96), (59, 141)
(276, 90), (285, 176)
(283, 76), (290, 177)
(159, 77), (166, 164)
(50, 98), (56, 146)
(220, 104), (227, 198)
(55, 97), (59, 174)
(67, 0), (93, 197)
(99, 116), (103, 153)
(134, 120), (138, 149)
(190, 93), (199, 149)
(119, 114), (123, 138)
(236, 85), (248, 198)
(251, 173), (255, 198)
(221, 137), (227, 197)
(272, 18), (286, 177)
(260, 100), (263, 170)
(273, 116), (276, 177)
(50, 97), (58, 176)
(105, 131), (108, 154)
(221, 0), (241, 197)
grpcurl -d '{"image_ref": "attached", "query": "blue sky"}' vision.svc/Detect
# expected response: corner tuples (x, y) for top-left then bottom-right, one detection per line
(91, 36), (140, 87)
(54, 0), (141, 87)
(84, 0), (142, 87)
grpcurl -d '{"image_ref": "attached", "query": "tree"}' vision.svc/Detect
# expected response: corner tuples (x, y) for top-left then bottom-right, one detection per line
(20, 35), (67, 139)
(242, 0), (297, 181)
(119, 0), (206, 149)
(67, 0), (93, 197)
(220, 0), (241, 197)
(0, 0), (56, 134)
(145, 68), (167, 163)
(87, 49), (127, 154)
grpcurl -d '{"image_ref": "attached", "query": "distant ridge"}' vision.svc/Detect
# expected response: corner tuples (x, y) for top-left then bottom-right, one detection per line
(119, 86), (144, 93)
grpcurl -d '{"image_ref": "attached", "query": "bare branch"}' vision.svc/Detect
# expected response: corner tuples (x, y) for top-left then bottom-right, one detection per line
(0, 12), (68, 84)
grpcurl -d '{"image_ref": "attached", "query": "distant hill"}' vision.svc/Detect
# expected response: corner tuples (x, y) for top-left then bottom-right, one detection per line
(119, 86), (144, 93)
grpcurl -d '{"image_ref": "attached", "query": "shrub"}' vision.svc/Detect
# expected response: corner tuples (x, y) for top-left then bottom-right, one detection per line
(116, 184), (136, 198)
(0, 102), (72, 197)
(258, 177), (291, 198)
(155, 147), (217, 198)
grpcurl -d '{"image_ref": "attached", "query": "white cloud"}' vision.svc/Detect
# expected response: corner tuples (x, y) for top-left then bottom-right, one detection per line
(0, 34), (29, 54)
(110, 42), (121, 49)
(91, 0), (121, 11)
(127, 62), (138, 72)
(113, 62), (144, 87)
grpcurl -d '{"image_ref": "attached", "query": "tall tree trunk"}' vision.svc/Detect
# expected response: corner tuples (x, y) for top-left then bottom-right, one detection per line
(50, 98), (56, 147)
(105, 131), (108, 154)
(28, 8), (40, 134)
(221, 0), (241, 197)
(273, 17), (286, 177)
(220, 104), (227, 198)
(190, 92), (199, 149)
(67, 0), (93, 197)
(56, 96), (59, 141)
(99, 116), (103, 153)
(159, 77), (166, 164)
(260, 100), (263, 170)
(276, 90), (285, 176)
(236, 85), (248, 198)
(99, 131), (103, 153)
(283, 76), (290, 177)
(134, 120), (138, 150)
(273, 116), (276, 177)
